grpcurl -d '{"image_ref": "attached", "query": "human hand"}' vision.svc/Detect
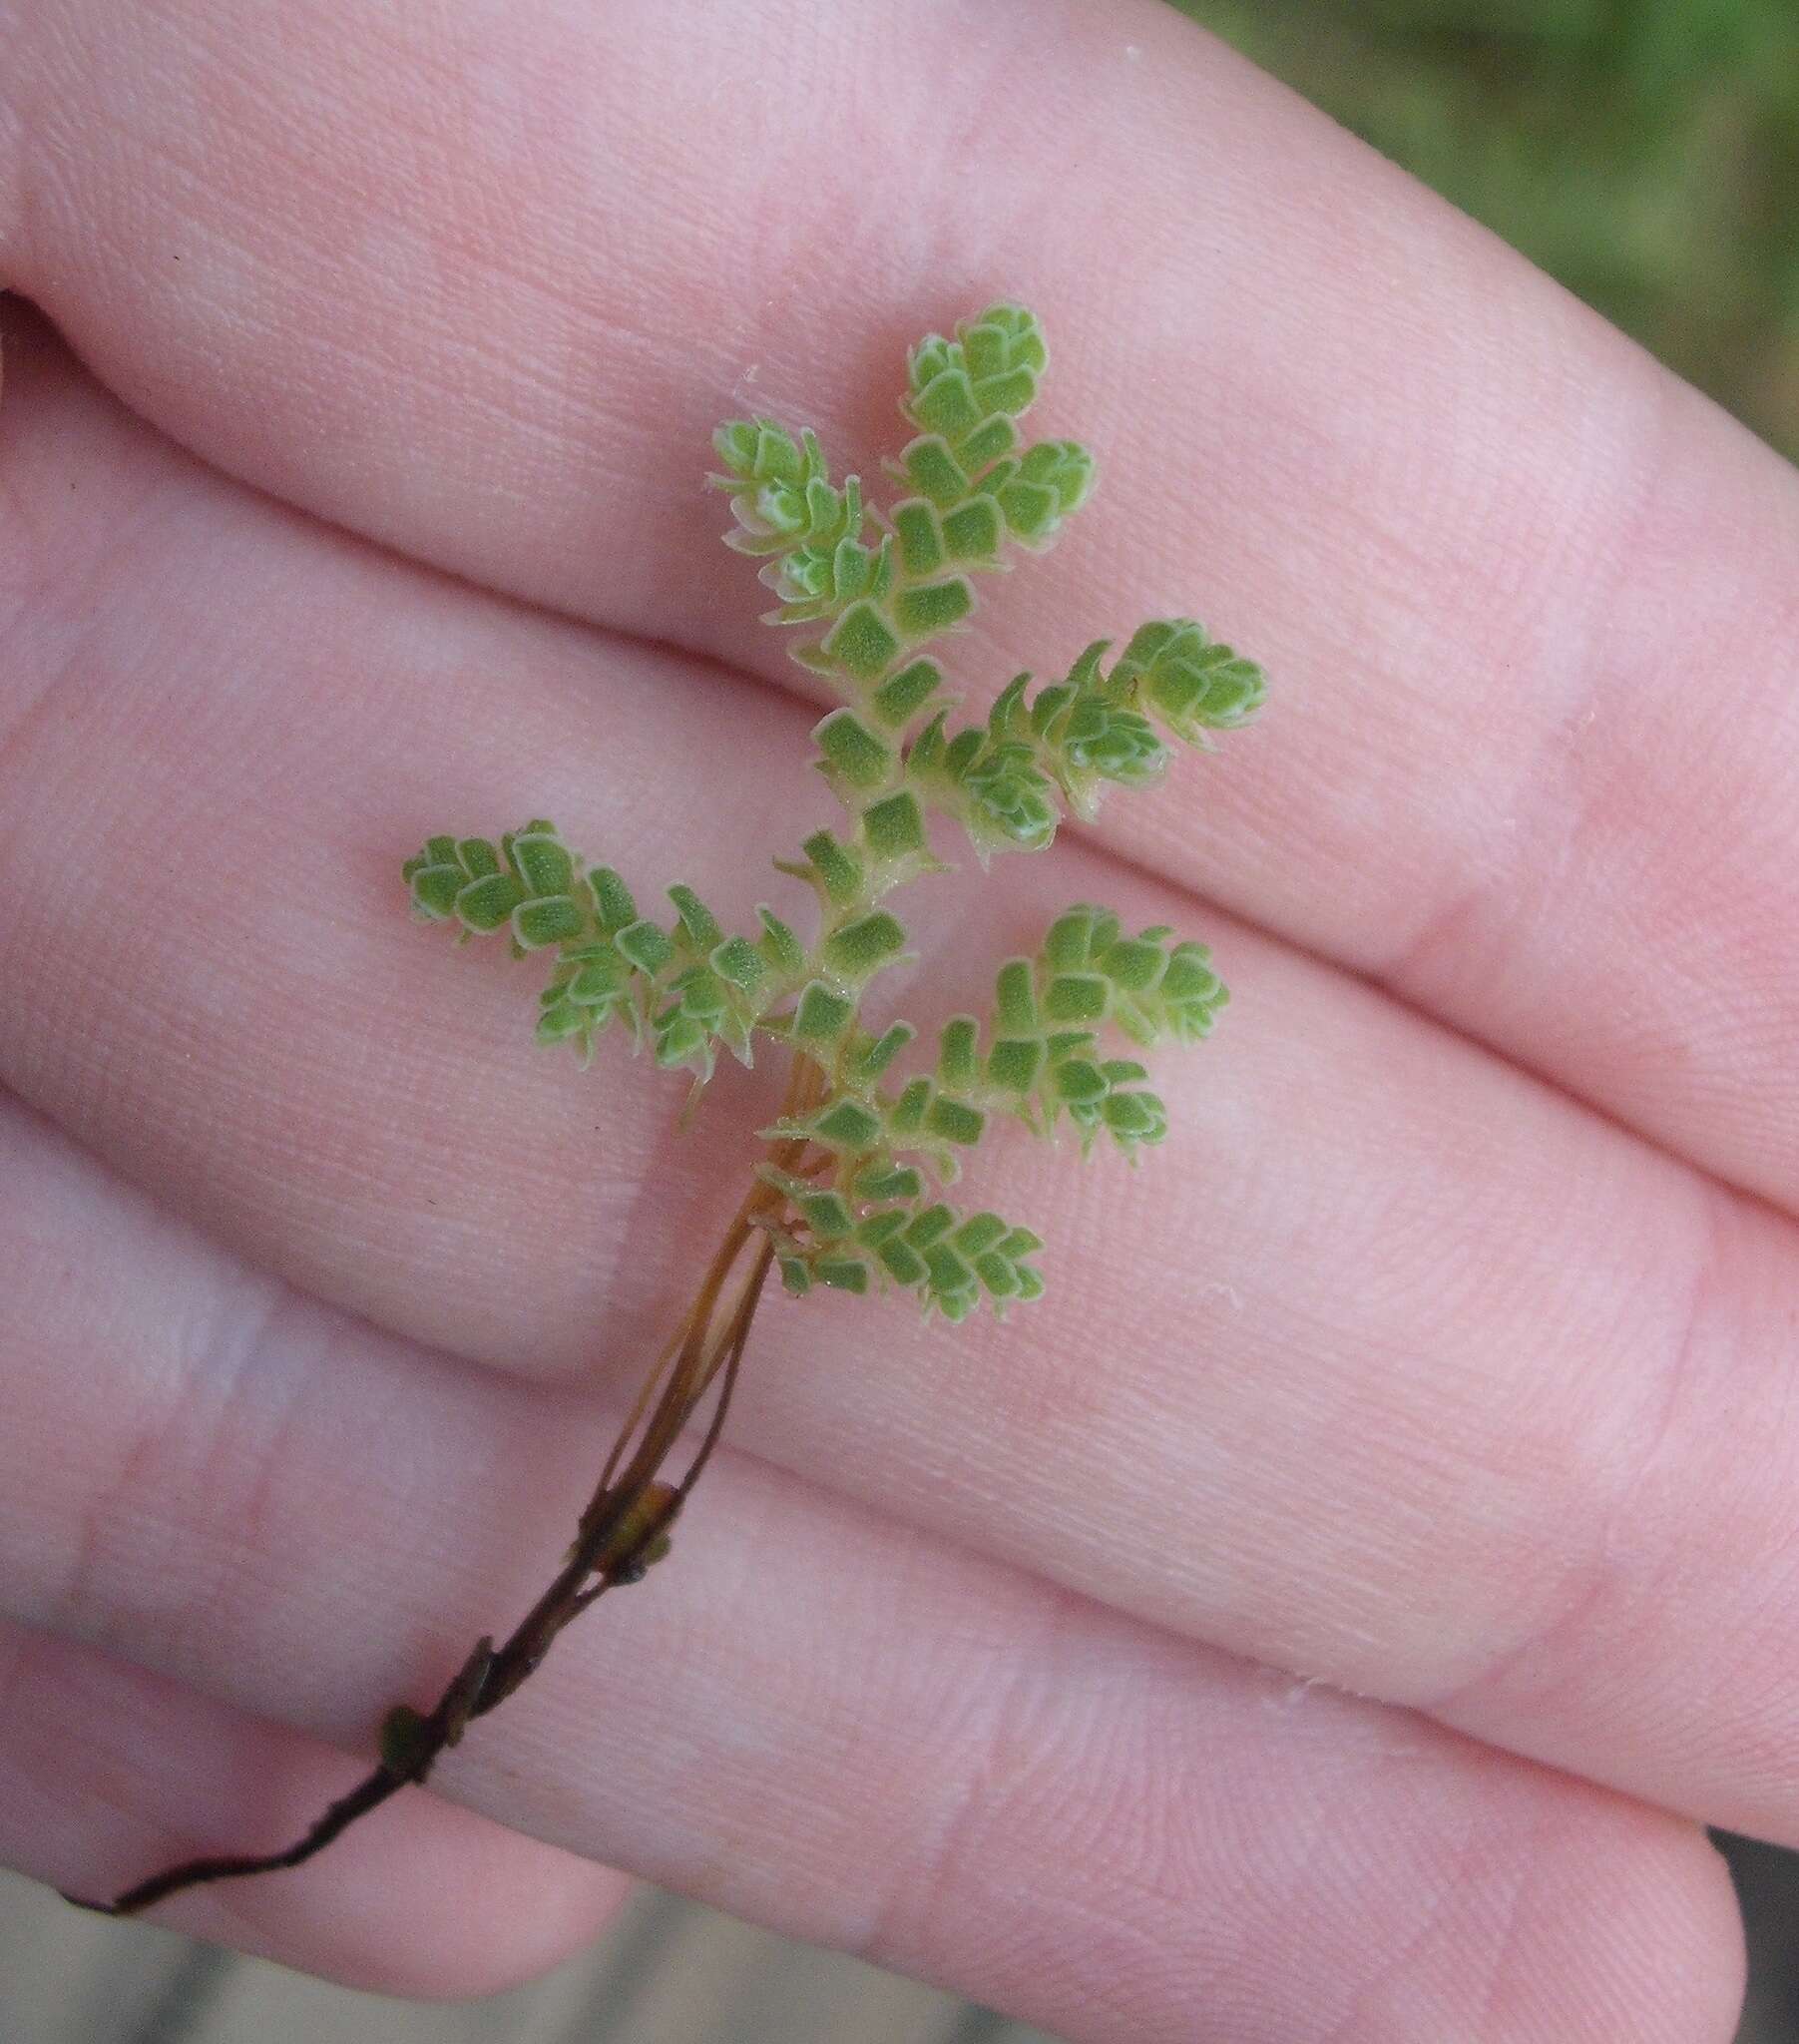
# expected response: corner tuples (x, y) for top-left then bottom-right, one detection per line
(2, 3), (1792, 2037)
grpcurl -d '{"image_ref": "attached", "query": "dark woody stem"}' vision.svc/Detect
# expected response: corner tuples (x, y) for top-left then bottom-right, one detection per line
(67, 1053), (824, 1919)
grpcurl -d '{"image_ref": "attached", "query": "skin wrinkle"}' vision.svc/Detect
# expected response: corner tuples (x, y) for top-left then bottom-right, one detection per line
(1327, 1861), (1457, 2044)
(1402, 1799), (1540, 2044)
(59, 1261), (292, 1673)
(1008, 1884), (1196, 2040)
(1466, 1848), (1543, 2044)
(868, 1576), (1075, 1971)
(0, 433), (183, 780)
(1418, 1176), (1728, 1746)
(1205, 1729), (1344, 2032)
(1372, 367), (1671, 1001)
(0, 87), (17, 285)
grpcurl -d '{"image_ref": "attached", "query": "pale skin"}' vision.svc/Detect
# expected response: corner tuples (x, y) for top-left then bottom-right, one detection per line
(0, 0), (1795, 2036)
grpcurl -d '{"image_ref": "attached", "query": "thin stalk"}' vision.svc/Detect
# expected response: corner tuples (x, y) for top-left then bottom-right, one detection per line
(70, 1051), (823, 1918)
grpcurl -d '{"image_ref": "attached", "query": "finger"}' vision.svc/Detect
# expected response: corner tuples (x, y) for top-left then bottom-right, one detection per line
(0, 1621), (633, 1997)
(3, 3), (1796, 1218)
(0, 1103), (1744, 2043)
(5, 323), (1799, 1846)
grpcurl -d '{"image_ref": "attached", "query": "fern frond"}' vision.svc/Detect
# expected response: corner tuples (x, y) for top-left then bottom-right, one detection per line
(757, 1166), (1043, 1320)
(900, 627), (1264, 862)
(405, 306), (1264, 1320)
(403, 822), (809, 1079)
(713, 305), (1095, 723)
(1110, 618), (1268, 740)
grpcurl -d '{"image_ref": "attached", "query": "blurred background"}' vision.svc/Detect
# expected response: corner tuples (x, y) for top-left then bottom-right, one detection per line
(1171, 0), (1799, 462)
(7, 3), (1795, 2040)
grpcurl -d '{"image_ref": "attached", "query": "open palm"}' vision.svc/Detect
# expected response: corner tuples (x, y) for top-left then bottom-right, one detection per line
(3, 3), (1795, 2038)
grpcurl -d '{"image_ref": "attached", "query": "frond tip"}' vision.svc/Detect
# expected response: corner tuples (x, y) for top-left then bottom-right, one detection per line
(1112, 619), (1267, 740)
(401, 821), (811, 1080)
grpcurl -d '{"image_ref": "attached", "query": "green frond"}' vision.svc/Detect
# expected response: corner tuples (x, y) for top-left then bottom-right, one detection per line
(760, 1165), (1044, 1320)
(537, 942), (632, 1058)
(754, 880), (1220, 1173)
(1039, 904), (1229, 1049)
(844, 787), (946, 903)
(636, 879), (807, 1079)
(777, 827), (865, 910)
(719, 306), (1097, 718)
(407, 307), (1268, 1351)
(819, 911), (910, 988)
(758, 1062), (985, 1187)
(985, 439), (1096, 546)
(868, 657), (945, 731)
(711, 421), (832, 549)
(404, 823), (808, 1077)
(710, 416), (813, 496)
(1110, 619), (1268, 742)
(770, 804), (938, 964)
(765, 528), (895, 626)
(902, 303), (1048, 446)
(905, 710), (1059, 861)
(712, 418), (893, 628)
(887, 911), (1219, 1161)
(755, 905), (806, 977)
(847, 1020), (916, 1087)
(1011, 645), (1167, 818)
(857, 788), (929, 863)
(898, 618), (1266, 859)
(893, 307), (1093, 557)
(813, 708), (893, 794)
(404, 823), (589, 946)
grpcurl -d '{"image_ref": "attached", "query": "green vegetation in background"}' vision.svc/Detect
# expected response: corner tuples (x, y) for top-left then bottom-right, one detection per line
(1165, 0), (1799, 461)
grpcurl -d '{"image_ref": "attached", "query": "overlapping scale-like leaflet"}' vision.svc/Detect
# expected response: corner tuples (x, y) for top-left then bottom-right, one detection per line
(907, 714), (1059, 857)
(1038, 902), (1227, 1044)
(898, 628), (1269, 863)
(710, 419), (893, 626)
(1110, 618), (1267, 740)
(403, 821), (808, 1079)
(970, 909), (1220, 1155)
(710, 305), (1096, 716)
(757, 1164), (1044, 1323)
(756, 898), (1223, 1177)
(403, 820), (588, 948)
(758, 1067), (988, 1185)
(903, 638), (1171, 858)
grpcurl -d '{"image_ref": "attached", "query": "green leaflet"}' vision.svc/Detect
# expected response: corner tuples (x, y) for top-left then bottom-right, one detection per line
(759, 1170), (1045, 1321)
(403, 821), (810, 1077)
(1111, 618), (1268, 741)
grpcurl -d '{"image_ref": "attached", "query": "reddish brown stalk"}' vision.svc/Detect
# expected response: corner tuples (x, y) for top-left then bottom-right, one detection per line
(69, 1052), (824, 1918)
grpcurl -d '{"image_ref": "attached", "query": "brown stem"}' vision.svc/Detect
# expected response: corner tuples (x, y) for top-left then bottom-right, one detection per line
(69, 1050), (822, 1918)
